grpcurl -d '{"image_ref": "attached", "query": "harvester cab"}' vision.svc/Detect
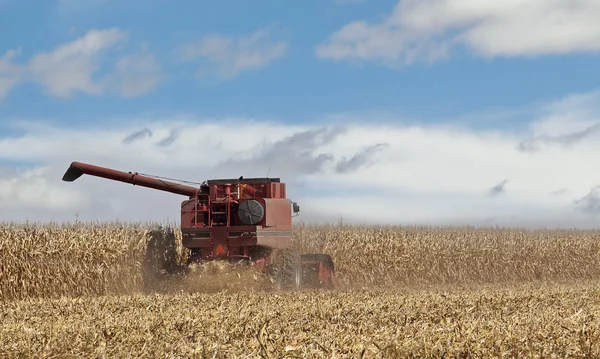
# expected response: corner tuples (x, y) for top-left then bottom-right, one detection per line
(61, 161), (337, 290)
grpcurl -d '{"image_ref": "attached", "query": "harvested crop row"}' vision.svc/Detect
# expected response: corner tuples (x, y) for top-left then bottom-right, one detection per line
(2, 283), (600, 358)
(2, 221), (600, 300)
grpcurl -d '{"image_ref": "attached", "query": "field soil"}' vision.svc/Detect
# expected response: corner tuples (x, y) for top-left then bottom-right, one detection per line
(2, 222), (600, 357)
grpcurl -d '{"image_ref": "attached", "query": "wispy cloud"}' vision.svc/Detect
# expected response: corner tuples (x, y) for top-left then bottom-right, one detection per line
(316, 0), (600, 67)
(219, 127), (345, 176)
(122, 128), (152, 144)
(179, 28), (288, 79)
(551, 188), (568, 196)
(334, 143), (389, 173)
(0, 28), (164, 99)
(156, 128), (181, 147)
(518, 123), (600, 152)
(518, 90), (600, 152)
(1, 90), (600, 227)
(488, 180), (509, 197)
(27, 28), (125, 97)
(0, 48), (22, 99)
(574, 187), (600, 215)
(112, 49), (164, 97)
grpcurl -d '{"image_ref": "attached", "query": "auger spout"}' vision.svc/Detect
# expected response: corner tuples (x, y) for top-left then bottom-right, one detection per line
(62, 161), (199, 197)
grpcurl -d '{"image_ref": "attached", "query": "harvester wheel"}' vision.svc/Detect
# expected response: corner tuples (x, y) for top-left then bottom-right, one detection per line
(272, 248), (302, 291)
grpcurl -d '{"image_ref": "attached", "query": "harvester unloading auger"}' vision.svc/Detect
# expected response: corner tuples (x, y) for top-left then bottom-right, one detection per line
(61, 161), (338, 290)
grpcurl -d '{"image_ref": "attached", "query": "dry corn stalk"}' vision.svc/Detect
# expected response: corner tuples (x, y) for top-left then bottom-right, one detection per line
(2, 221), (600, 300)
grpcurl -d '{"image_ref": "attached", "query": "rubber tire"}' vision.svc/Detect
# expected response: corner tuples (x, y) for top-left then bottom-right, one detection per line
(272, 248), (302, 291)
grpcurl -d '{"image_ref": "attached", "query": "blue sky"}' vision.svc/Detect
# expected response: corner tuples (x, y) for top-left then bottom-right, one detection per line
(2, 0), (599, 121)
(2, 0), (600, 227)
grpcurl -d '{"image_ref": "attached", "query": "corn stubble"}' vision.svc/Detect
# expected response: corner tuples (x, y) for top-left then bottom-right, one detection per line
(2, 221), (600, 357)
(2, 285), (600, 358)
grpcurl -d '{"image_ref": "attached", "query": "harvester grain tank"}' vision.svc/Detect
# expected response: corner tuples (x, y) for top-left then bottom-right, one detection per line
(61, 161), (337, 290)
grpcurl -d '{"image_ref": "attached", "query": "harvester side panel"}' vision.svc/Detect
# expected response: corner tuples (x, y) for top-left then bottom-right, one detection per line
(263, 198), (292, 228)
(181, 227), (293, 248)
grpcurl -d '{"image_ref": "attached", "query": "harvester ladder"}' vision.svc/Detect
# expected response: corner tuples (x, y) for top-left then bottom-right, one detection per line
(210, 199), (230, 226)
(191, 194), (211, 227)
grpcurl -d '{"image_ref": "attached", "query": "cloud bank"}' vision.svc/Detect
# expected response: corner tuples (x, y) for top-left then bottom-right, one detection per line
(316, 0), (600, 66)
(2, 90), (600, 227)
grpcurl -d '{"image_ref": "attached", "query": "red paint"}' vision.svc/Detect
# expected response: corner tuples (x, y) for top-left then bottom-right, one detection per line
(62, 161), (337, 289)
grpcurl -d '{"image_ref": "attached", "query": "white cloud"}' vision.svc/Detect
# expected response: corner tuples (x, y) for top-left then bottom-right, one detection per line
(0, 166), (88, 212)
(0, 28), (164, 99)
(2, 90), (600, 228)
(0, 48), (22, 99)
(316, 0), (600, 66)
(180, 28), (288, 79)
(27, 28), (124, 97)
(111, 50), (164, 97)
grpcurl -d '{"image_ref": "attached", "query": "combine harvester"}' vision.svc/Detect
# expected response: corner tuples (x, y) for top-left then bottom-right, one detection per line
(61, 161), (337, 290)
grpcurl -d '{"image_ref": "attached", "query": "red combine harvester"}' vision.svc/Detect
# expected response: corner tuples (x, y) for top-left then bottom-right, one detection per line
(62, 161), (337, 290)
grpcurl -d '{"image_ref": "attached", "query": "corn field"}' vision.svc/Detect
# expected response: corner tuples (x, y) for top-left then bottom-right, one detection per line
(2, 221), (600, 357)
(2, 221), (600, 300)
